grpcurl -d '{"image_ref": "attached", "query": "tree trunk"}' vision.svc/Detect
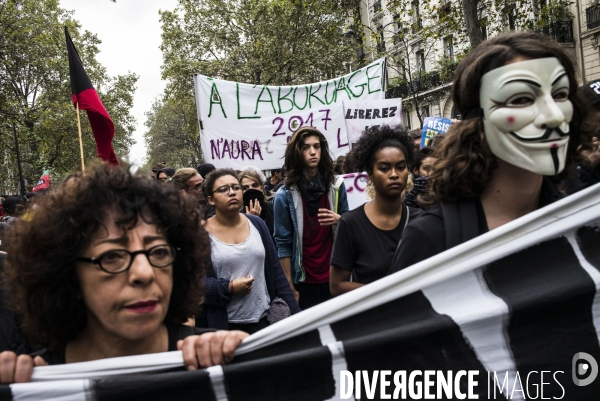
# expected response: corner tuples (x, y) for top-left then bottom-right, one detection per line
(461, 0), (484, 49)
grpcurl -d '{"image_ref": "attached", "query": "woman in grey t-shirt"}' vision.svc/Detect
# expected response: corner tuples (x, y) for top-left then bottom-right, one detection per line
(202, 169), (288, 334)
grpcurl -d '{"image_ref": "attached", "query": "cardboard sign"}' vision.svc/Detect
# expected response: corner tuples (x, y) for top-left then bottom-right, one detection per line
(342, 98), (402, 147)
(420, 117), (453, 148)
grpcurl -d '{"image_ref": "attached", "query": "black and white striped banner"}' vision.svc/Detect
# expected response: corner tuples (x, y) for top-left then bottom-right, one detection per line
(3, 183), (600, 401)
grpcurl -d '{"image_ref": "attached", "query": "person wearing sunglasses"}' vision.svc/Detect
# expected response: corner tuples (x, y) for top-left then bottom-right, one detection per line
(0, 164), (248, 383)
(199, 169), (299, 333)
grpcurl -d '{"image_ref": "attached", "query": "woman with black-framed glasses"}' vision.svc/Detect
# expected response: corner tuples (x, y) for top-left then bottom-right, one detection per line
(0, 164), (248, 383)
(77, 244), (178, 273)
(199, 168), (300, 334)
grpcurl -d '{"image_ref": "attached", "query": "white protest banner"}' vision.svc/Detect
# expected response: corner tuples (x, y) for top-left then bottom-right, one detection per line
(342, 172), (370, 210)
(193, 59), (387, 170)
(342, 98), (402, 147)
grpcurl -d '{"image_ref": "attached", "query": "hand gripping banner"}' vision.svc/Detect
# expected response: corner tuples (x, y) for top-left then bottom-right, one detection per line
(4, 182), (600, 400)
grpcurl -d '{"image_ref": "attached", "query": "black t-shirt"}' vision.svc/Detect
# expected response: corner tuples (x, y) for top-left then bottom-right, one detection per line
(37, 322), (213, 365)
(390, 177), (563, 274)
(331, 203), (422, 285)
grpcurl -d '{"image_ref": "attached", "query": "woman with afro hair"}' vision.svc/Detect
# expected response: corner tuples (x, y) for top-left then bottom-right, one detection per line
(329, 125), (422, 296)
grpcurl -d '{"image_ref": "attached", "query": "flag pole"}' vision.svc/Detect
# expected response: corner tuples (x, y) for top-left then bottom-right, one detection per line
(76, 101), (85, 173)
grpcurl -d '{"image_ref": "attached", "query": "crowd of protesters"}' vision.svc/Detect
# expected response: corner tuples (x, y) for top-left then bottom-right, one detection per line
(0, 31), (598, 384)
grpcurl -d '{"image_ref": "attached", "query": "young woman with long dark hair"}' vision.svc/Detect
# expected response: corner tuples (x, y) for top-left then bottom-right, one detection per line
(273, 127), (349, 309)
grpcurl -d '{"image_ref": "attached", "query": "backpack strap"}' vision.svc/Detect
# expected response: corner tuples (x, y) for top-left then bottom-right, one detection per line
(440, 200), (479, 250)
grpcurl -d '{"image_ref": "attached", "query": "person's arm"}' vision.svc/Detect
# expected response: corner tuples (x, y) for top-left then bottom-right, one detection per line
(337, 182), (350, 215)
(279, 257), (299, 303)
(202, 276), (233, 307)
(273, 192), (299, 301)
(329, 214), (359, 295)
(279, 257), (292, 283)
(330, 265), (363, 296)
(273, 192), (293, 255)
(272, 258), (301, 313)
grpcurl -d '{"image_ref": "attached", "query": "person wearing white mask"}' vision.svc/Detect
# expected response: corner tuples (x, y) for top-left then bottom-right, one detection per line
(389, 32), (600, 400)
(391, 32), (598, 272)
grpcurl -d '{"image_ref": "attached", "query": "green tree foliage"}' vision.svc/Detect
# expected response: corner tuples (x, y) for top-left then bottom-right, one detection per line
(160, 0), (355, 89)
(0, 0), (137, 194)
(144, 0), (356, 167)
(143, 96), (202, 170)
(360, 0), (465, 125)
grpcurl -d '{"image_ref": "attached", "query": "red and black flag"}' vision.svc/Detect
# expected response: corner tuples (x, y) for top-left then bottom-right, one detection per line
(64, 27), (119, 165)
(32, 170), (51, 192)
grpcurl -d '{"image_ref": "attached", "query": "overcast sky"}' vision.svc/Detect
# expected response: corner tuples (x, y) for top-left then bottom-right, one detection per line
(61, 0), (179, 168)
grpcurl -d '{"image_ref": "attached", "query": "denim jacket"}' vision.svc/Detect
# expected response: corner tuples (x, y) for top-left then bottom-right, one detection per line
(273, 177), (349, 284)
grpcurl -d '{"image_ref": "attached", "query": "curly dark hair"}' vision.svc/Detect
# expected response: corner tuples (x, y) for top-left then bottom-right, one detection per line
(412, 147), (436, 175)
(284, 127), (335, 187)
(429, 32), (599, 203)
(202, 168), (239, 199)
(3, 163), (210, 348)
(345, 125), (414, 174)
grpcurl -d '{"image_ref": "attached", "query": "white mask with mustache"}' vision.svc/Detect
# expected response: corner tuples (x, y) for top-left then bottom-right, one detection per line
(480, 57), (573, 175)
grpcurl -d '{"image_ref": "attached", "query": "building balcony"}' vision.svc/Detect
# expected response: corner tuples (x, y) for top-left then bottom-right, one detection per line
(537, 20), (574, 43)
(386, 62), (458, 99)
(587, 5), (600, 30)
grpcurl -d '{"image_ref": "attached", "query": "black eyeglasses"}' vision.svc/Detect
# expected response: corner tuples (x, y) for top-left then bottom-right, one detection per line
(213, 184), (242, 194)
(77, 244), (178, 274)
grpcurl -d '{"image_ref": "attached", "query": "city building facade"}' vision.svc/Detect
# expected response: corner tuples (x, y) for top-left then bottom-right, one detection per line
(348, 0), (598, 132)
